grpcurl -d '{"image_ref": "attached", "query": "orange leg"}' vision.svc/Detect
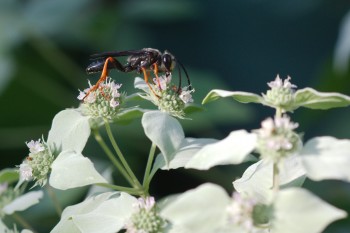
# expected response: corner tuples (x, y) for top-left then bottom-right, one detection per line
(152, 63), (161, 89)
(83, 57), (114, 100)
(142, 67), (159, 98)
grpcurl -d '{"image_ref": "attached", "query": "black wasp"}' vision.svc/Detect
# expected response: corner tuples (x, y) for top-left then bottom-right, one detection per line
(84, 48), (191, 99)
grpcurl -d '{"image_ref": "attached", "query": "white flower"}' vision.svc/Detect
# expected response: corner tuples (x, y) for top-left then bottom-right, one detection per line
(179, 88), (194, 103)
(19, 162), (33, 182)
(0, 183), (7, 195)
(134, 196), (155, 211)
(267, 75), (297, 90)
(26, 140), (45, 154)
(154, 74), (172, 90)
(110, 99), (120, 108)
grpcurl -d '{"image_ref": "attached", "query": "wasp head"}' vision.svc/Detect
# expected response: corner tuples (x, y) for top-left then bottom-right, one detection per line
(161, 51), (176, 74)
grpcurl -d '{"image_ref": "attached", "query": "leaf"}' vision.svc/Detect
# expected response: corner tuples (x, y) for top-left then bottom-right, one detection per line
(161, 183), (230, 233)
(202, 89), (263, 105)
(72, 192), (137, 233)
(142, 111), (185, 166)
(294, 88), (350, 110)
(233, 157), (306, 204)
(3, 190), (43, 215)
(0, 168), (19, 184)
(150, 138), (217, 177)
(272, 188), (347, 233)
(185, 130), (257, 170)
(47, 109), (91, 153)
(49, 151), (107, 190)
(114, 107), (148, 125)
(300, 136), (350, 181)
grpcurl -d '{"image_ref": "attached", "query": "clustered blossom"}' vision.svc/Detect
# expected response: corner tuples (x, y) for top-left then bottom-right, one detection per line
(146, 74), (194, 118)
(18, 139), (54, 187)
(255, 115), (301, 161)
(78, 77), (124, 120)
(263, 75), (297, 112)
(125, 196), (166, 233)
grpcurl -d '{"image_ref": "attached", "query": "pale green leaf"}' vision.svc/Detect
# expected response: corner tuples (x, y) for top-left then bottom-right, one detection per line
(50, 151), (107, 190)
(142, 111), (185, 166)
(185, 130), (257, 170)
(114, 107), (148, 125)
(161, 183), (230, 233)
(47, 109), (91, 153)
(3, 190), (43, 215)
(202, 89), (263, 105)
(0, 168), (19, 184)
(300, 136), (350, 181)
(233, 157), (306, 204)
(50, 192), (119, 233)
(272, 188), (347, 233)
(72, 192), (137, 233)
(294, 88), (350, 110)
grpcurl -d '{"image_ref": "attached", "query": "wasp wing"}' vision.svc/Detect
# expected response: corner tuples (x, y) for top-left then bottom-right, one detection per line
(89, 50), (148, 60)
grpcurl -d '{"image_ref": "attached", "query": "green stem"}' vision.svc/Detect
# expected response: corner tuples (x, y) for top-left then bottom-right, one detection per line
(93, 129), (135, 187)
(12, 213), (37, 233)
(275, 107), (283, 118)
(104, 120), (143, 189)
(46, 185), (62, 216)
(95, 183), (143, 196)
(272, 161), (280, 193)
(143, 142), (157, 194)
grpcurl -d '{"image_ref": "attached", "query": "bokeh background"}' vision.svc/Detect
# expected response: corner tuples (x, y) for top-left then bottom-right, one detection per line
(1, 0), (350, 232)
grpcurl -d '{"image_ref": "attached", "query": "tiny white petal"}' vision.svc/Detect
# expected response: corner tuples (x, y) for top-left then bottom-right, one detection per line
(19, 162), (33, 181)
(26, 139), (45, 154)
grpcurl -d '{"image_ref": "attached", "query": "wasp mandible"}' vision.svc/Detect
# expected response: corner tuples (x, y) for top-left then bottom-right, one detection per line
(84, 48), (191, 99)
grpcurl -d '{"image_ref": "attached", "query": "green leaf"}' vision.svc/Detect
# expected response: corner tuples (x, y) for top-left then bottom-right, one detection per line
(47, 109), (91, 153)
(185, 130), (257, 170)
(161, 183), (230, 233)
(294, 88), (350, 110)
(273, 188), (347, 233)
(49, 151), (107, 190)
(3, 190), (43, 215)
(300, 136), (350, 181)
(202, 89), (263, 105)
(233, 157), (306, 203)
(0, 168), (19, 184)
(114, 107), (148, 125)
(142, 111), (185, 166)
(72, 192), (137, 233)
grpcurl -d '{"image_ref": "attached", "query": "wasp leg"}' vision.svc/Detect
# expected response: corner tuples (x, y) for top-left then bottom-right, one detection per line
(84, 57), (116, 100)
(152, 63), (162, 89)
(141, 67), (160, 98)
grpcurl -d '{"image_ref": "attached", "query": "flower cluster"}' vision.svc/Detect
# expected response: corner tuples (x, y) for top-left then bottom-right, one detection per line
(78, 77), (124, 120)
(255, 115), (301, 161)
(262, 75), (297, 112)
(18, 139), (54, 187)
(125, 196), (166, 233)
(145, 74), (194, 118)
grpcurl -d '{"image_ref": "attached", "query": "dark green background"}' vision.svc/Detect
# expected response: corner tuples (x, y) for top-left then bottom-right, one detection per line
(1, 0), (350, 232)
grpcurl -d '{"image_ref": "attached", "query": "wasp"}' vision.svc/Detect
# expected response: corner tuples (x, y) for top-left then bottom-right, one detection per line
(84, 48), (191, 99)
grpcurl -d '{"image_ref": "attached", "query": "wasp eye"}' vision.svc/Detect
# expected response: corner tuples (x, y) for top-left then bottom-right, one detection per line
(162, 54), (173, 71)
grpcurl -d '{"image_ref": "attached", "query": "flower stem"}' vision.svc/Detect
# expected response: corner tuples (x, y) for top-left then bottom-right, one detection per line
(103, 120), (143, 189)
(95, 183), (144, 195)
(143, 142), (157, 194)
(275, 107), (283, 118)
(12, 213), (37, 233)
(45, 185), (62, 216)
(92, 128), (135, 188)
(272, 161), (280, 193)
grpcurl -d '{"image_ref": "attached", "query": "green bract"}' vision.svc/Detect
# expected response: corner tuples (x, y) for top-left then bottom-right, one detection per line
(203, 88), (350, 112)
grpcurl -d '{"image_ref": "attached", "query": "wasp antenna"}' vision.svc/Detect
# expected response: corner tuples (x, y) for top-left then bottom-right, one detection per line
(177, 60), (192, 90)
(176, 64), (182, 93)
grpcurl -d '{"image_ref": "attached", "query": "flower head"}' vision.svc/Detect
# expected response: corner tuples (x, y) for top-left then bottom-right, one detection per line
(125, 196), (166, 233)
(263, 75), (297, 112)
(18, 139), (54, 187)
(139, 74), (194, 119)
(78, 77), (125, 120)
(255, 115), (301, 161)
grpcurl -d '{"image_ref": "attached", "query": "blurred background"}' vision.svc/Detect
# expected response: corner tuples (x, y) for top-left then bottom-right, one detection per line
(1, 0), (350, 232)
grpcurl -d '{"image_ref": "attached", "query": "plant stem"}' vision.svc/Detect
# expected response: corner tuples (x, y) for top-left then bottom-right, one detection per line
(272, 161), (280, 193)
(276, 107), (283, 118)
(95, 183), (144, 196)
(46, 185), (62, 216)
(12, 213), (37, 233)
(103, 120), (143, 189)
(143, 142), (157, 194)
(93, 128), (135, 187)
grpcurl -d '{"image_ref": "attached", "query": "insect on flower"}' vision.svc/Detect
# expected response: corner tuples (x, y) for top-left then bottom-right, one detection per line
(84, 48), (192, 99)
